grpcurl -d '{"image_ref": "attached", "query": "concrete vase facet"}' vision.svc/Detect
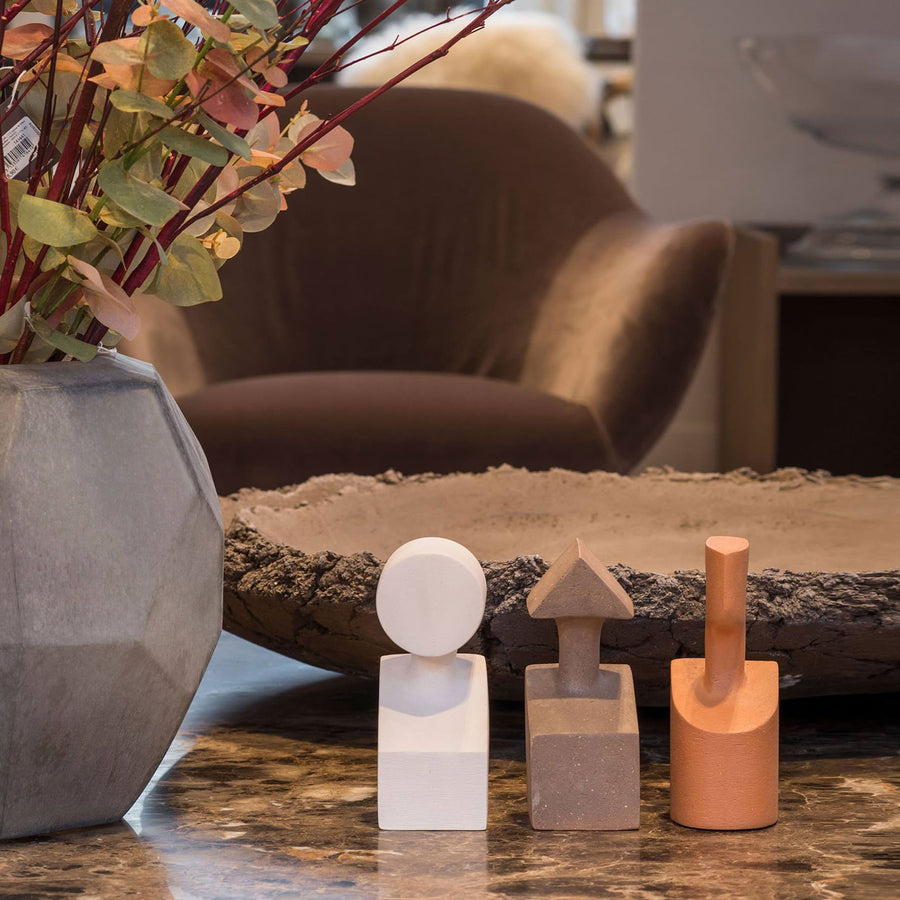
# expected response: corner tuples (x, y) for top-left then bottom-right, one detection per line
(0, 354), (223, 840)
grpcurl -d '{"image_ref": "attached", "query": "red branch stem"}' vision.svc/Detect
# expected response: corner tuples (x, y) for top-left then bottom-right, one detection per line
(186, 0), (513, 230)
(0, 2), (98, 112)
(45, 0), (131, 204)
(274, 0), (415, 103)
(1, 0), (512, 355)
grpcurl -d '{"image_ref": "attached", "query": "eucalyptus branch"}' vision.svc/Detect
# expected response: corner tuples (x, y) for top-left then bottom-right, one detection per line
(2, 49), (60, 130)
(0, 0), (34, 46)
(31, 0), (65, 191)
(296, 3), (487, 87)
(0, 2), (98, 108)
(272, 0), (415, 102)
(83, 0), (97, 44)
(0, 0), (118, 312)
(67, 100), (113, 206)
(186, 0), (513, 229)
(0, 231), (24, 314)
(122, 163), (221, 293)
(112, 230), (146, 283)
(0, 0), (515, 361)
(45, 0), (132, 204)
(114, 36), (271, 161)
(257, 0), (345, 93)
(9, 329), (34, 364)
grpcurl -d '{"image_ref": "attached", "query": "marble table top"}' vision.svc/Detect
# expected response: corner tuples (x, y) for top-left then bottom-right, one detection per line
(1, 634), (897, 899)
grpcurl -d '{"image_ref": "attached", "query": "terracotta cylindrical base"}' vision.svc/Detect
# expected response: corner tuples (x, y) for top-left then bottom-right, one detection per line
(670, 659), (779, 830)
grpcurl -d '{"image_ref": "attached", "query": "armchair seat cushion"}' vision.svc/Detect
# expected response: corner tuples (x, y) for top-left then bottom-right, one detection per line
(178, 370), (612, 494)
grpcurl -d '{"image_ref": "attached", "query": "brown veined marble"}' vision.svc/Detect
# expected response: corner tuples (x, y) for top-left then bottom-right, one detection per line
(1, 635), (897, 899)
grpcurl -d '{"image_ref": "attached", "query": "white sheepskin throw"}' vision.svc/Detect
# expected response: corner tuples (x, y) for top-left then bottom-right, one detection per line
(336, 9), (601, 132)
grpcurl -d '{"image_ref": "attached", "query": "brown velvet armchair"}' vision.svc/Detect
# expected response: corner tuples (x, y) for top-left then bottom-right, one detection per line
(123, 87), (732, 495)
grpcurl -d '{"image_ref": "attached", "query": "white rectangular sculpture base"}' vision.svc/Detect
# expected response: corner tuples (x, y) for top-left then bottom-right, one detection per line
(378, 653), (488, 830)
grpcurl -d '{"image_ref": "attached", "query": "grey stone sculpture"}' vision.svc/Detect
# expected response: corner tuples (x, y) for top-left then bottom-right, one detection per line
(525, 539), (640, 830)
(0, 354), (223, 840)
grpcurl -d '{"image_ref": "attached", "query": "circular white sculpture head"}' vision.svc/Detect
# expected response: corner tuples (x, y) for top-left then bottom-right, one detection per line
(376, 537), (487, 657)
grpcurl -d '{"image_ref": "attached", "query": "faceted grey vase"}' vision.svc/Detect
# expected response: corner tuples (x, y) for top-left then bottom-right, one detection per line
(0, 353), (223, 840)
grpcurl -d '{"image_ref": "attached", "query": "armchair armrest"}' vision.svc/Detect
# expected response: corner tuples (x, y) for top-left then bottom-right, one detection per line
(715, 226), (779, 473)
(519, 212), (733, 472)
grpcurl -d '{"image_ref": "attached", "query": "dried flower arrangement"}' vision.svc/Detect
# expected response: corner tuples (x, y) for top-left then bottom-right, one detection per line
(0, 0), (511, 364)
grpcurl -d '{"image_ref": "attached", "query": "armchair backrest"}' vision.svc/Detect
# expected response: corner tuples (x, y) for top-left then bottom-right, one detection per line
(168, 86), (636, 386)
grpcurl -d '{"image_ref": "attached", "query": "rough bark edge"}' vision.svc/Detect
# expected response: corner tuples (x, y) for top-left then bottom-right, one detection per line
(223, 519), (900, 705)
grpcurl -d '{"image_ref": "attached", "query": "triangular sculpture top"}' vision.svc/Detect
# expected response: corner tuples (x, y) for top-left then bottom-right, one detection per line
(527, 538), (634, 620)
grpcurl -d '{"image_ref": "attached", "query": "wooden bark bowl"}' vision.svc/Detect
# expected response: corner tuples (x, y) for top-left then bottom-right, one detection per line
(221, 467), (900, 705)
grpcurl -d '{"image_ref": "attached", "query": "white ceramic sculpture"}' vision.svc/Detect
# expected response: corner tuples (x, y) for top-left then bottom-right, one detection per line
(376, 537), (489, 830)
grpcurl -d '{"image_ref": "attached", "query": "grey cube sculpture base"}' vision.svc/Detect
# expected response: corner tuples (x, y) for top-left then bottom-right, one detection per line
(0, 354), (223, 840)
(526, 664), (640, 830)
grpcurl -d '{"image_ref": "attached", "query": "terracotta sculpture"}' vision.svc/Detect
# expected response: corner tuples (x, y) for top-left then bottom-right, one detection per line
(670, 536), (779, 829)
(376, 537), (489, 830)
(524, 539), (640, 830)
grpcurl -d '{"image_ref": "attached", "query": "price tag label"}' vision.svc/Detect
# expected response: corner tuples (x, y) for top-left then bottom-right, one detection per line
(2, 107), (41, 178)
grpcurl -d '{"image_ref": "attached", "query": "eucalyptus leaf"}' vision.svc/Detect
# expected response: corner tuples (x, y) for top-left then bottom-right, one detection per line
(215, 211), (243, 240)
(66, 255), (141, 340)
(66, 38), (90, 57)
(137, 226), (170, 268)
(22, 339), (54, 363)
(146, 258), (165, 294)
(22, 235), (42, 262)
(73, 236), (129, 273)
(282, 35), (309, 50)
(22, 236), (66, 269)
(317, 158), (355, 187)
(197, 113), (252, 161)
(155, 233), (222, 306)
(91, 40), (145, 67)
(226, 0), (279, 31)
(17, 195), (98, 247)
(129, 138), (165, 184)
(183, 201), (216, 238)
(30, 0), (61, 14)
(26, 311), (98, 362)
(109, 89), (174, 120)
(79, 124), (96, 153)
(171, 158), (210, 202)
(233, 181), (280, 233)
(98, 158), (187, 227)
(0, 300), (25, 353)
(103, 107), (137, 159)
(6, 178), (27, 234)
(162, 0), (231, 43)
(227, 32), (258, 51)
(39, 246), (68, 271)
(99, 202), (145, 228)
(91, 232), (129, 268)
(159, 126), (228, 167)
(50, 72), (82, 123)
(142, 19), (197, 80)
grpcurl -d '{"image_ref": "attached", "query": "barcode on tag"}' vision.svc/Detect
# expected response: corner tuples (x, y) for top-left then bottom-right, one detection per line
(2, 114), (40, 178)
